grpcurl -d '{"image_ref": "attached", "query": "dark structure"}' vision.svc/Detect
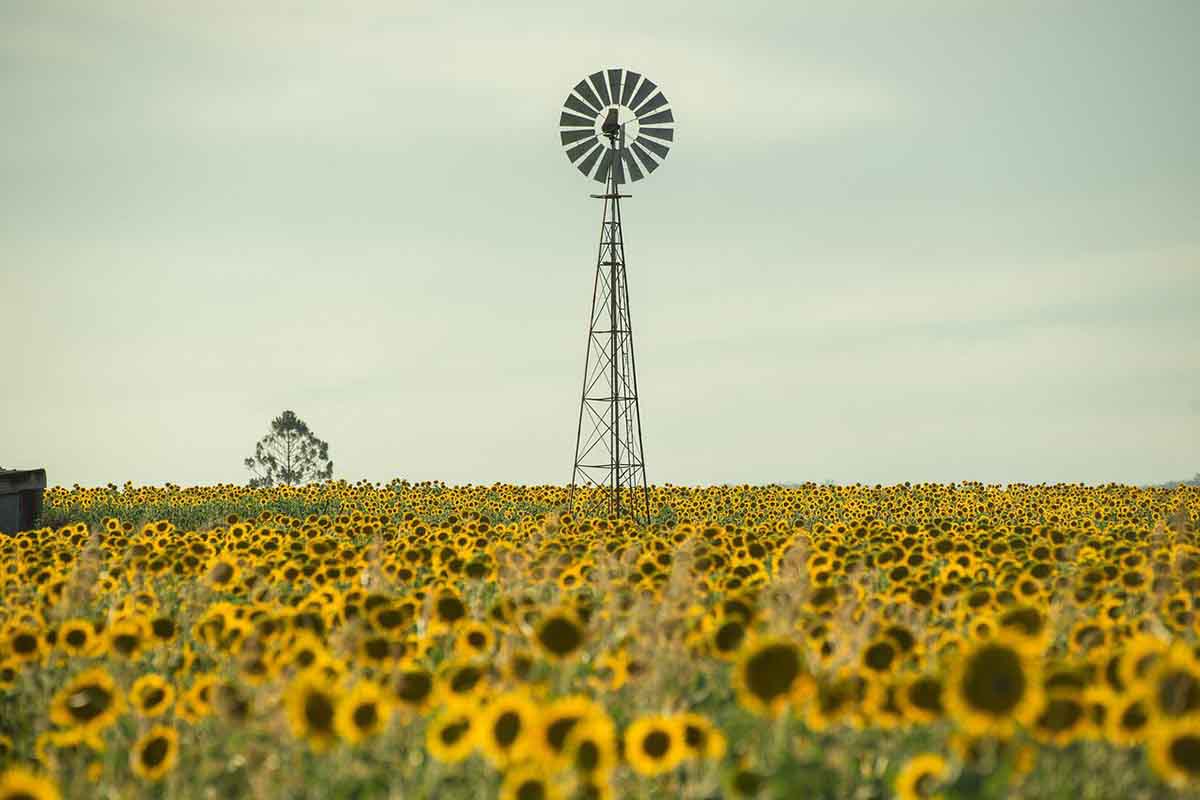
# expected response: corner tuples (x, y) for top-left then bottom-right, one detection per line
(558, 68), (675, 523)
(0, 468), (47, 534)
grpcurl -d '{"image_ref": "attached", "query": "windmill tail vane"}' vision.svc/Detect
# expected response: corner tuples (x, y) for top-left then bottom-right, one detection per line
(559, 68), (673, 524)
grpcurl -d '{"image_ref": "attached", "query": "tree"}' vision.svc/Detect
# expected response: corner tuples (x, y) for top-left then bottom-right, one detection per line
(244, 410), (333, 488)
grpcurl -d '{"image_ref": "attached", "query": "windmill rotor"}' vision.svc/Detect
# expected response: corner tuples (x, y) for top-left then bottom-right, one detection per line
(558, 68), (675, 184)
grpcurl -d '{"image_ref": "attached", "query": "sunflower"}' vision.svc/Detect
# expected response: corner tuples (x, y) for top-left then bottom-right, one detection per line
(534, 609), (587, 661)
(679, 712), (726, 761)
(894, 752), (950, 800)
(6, 625), (45, 664)
(0, 767), (61, 800)
(563, 714), (618, 780)
(436, 658), (489, 709)
(284, 673), (342, 752)
(49, 667), (126, 740)
(388, 665), (435, 712)
(130, 674), (175, 718)
(861, 638), (899, 674)
(129, 725), (179, 781)
(1146, 645), (1200, 721)
(1031, 693), (1089, 746)
(335, 680), (391, 745)
(1149, 719), (1200, 788)
(536, 695), (607, 766)
(456, 621), (496, 659)
(106, 616), (149, 660)
(1106, 692), (1153, 746)
(499, 762), (562, 800)
(733, 638), (808, 717)
(426, 710), (476, 764)
(478, 690), (539, 767)
(945, 636), (1041, 736)
(624, 714), (685, 777)
(57, 619), (97, 657)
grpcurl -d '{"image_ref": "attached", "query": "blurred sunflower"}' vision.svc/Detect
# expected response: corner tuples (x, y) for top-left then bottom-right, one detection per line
(478, 690), (539, 768)
(894, 753), (950, 800)
(945, 636), (1041, 736)
(733, 638), (808, 717)
(335, 680), (391, 745)
(129, 725), (179, 782)
(1149, 719), (1200, 788)
(49, 667), (126, 741)
(130, 674), (175, 718)
(0, 767), (61, 800)
(624, 714), (685, 777)
(426, 710), (476, 764)
(284, 673), (342, 752)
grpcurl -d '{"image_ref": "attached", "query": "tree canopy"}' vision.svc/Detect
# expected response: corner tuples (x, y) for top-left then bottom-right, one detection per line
(244, 410), (333, 488)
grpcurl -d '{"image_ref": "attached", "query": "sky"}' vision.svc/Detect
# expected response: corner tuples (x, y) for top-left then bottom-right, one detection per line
(2, 1), (1198, 488)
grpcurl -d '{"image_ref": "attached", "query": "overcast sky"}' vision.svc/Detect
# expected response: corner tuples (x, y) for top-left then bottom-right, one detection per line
(2, 1), (1198, 488)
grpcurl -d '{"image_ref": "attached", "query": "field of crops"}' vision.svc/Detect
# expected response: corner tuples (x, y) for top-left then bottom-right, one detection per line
(2, 481), (1199, 799)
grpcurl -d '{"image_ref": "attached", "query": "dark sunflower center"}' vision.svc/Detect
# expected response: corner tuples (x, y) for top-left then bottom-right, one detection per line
(745, 643), (801, 702)
(68, 685), (113, 722)
(13, 633), (37, 654)
(113, 633), (140, 655)
(494, 710), (521, 747)
(395, 671), (432, 703)
(1036, 698), (1084, 732)
(960, 645), (1025, 715)
(547, 716), (581, 751)
(450, 666), (481, 693)
(576, 739), (600, 771)
(1157, 669), (1200, 717)
(143, 688), (166, 709)
(1169, 734), (1200, 773)
(1120, 701), (1148, 730)
(516, 779), (546, 800)
(141, 736), (170, 768)
(304, 691), (335, 731)
(714, 622), (744, 652)
(437, 596), (466, 623)
(65, 629), (88, 647)
(538, 618), (583, 656)
(353, 703), (378, 730)
(864, 641), (896, 671)
(440, 719), (470, 746)
(642, 730), (670, 758)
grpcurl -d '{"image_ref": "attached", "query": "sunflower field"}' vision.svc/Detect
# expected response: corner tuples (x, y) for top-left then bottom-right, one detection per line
(2, 481), (1200, 799)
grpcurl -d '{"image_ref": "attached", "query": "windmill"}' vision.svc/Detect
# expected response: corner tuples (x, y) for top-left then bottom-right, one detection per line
(558, 68), (675, 524)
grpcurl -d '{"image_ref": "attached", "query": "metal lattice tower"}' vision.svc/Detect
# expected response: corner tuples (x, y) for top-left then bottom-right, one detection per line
(558, 69), (675, 523)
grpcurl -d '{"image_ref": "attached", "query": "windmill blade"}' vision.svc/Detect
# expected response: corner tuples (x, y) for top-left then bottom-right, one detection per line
(560, 111), (595, 129)
(589, 71), (611, 107)
(635, 135), (670, 160)
(564, 94), (599, 119)
(638, 108), (674, 126)
(629, 78), (656, 111)
(560, 128), (595, 146)
(634, 91), (668, 117)
(573, 80), (603, 113)
(594, 149), (615, 182)
(607, 69), (623, 108)
(566, 137), (600, 162)
(639, 127), (674, 142)
(621, 148), (644, 182)
(620, 71), (642, 106)
(630, 141), (660, 174)
(577, 145), (603, 178)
